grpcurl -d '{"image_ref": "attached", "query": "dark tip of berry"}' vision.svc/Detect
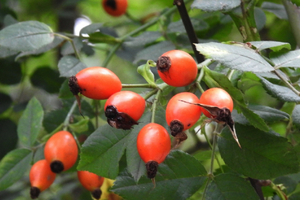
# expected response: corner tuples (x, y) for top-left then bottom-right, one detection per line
(105, 105), (138, 130)
(50, 160), (64, 173)
(146, 161), (158, 179)
(30, 186), (41, 199)
(156, 56), (171, 72)
(68, 76), (82, 96)
(105, 105), (118, 119)
(105, 0), (117, 10)
(175, 131), (187, 144)
(91, 188), (102, 200)
(170, 120), (184, 136)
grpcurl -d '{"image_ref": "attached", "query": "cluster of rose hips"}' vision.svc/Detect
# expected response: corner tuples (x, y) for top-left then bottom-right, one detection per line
(29, 47), (236, 198)
(29, 131), (104, 199)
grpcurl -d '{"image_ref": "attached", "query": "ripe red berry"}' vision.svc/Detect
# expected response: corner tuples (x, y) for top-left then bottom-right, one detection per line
(156, 50), (198, 87)
(102, 0), (128, 17)
(77, 171), (104, 200)
(166, 92), (202, 137)
(29, 159), (56, 199)
(199, 88), (233, 118)
(137, 123), (171, 179)
(69, 66), (122, 100)
(104, 91), (145, 129)
(44, 131), (78, 173)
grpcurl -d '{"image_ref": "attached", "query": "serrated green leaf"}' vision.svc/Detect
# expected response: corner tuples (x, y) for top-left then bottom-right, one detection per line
(191, 0), (240, 12)
(77, 125), (130, 179)
(271, 50), (300, 68)
(0, 21), (54, 52)
(260, 76), (300, 102)
(274, 176), (298, 194)
(167, 18), (208, 34)
(235, 103), (269, 132)
(112, 150), (207, 200)
(205, 173), (259, 200)
(195, 42), (274, 72)
(59, 79), (74, 99)
(249, 41), (291, 52)
(137, 60), (156, 86)
(0, 149), (32, 190)
(58, 55), (87, 77)
(17, 97), (44, 147)
(218, 124), (299, 179)
(232, 105), (289, 125)
(0, 46), (18, 58)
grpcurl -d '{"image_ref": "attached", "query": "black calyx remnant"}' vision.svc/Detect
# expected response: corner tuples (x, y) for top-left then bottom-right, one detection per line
(91, 188), (102, 200)
(156, 56), (171, 72)
(170, 120), (184, 137)
(50, 160), (64, 174)
(105, 0), (117, 10)
(146, 161), (158, 179)
(30, 187), (41, 199)
(68, 76), (81, 96)
(105, 105), (138, 130)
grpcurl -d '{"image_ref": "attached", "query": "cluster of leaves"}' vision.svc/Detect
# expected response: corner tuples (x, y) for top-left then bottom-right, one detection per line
(1, 0), (300, 200)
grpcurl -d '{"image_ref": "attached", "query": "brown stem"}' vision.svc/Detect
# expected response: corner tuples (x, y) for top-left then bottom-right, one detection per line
(173, 0), (205, 63)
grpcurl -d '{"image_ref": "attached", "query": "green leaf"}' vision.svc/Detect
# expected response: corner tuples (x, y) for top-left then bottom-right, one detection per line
(167, 18), (208, 34)
(232, 105), (289, 124)
(112, 150), (207, 200)
(17, 97), (44, 147)
(16, 36), (64, 59)
(137, 60), (156, 86)
(249, 41), (291, 52)
(218, 124), (299, 179)
(191, 0), (240, 12)
(61, 37), (83, 55)
(195, 42), (274, 72)
(59, 79), (73, 99)
(235, 103), (269, 132)
(292, 105), (300, 127)
(271, 50), (300, 68)
(261, 2), (288, 20)
(124, 31), (161, 47)
(274, 176), (298, 194)
(80, 23), (103, 35)
(58, 55), (87, 77)
(260, 76), (300, 102)
(134, 41), (175, 64)
(0, 21), (54, 52)
(77, 125), (130, 179)
(205, 173), (259, 200)
(0, 149), (32, 190)
(0, 46), (18, 58)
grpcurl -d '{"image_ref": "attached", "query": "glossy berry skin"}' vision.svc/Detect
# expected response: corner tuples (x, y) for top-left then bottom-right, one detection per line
(157, 50), (198, 87)
(74, 66), (122, 100)
(29, 159), (56, 199)
(199, 88), (233, 118)
(44, 131), (78, 173)
(104, 91), (145, 129)
(166, 92), (202, 135)
(102, 0), (128, 17)
(77, 171), (104, 191)
(137, 123), (171, 164)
